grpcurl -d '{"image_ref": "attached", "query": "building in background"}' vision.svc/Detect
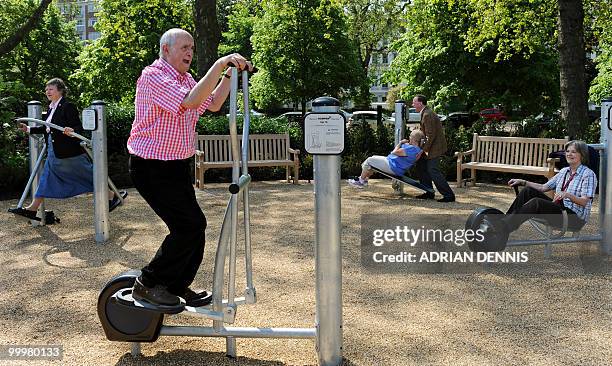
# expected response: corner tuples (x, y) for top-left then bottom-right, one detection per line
(55, 0), (100, 41)
(369, 49), (395, 110)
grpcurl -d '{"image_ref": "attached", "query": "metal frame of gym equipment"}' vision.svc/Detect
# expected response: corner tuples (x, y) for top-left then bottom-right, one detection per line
(125, 69), (343, 366)
(365, 99), (433, 195)
(504, 98), (611, 257)
(15, 101), (121, 243)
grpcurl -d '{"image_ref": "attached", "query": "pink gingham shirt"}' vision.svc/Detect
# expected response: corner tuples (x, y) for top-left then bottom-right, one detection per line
(127, 58), (213, 160)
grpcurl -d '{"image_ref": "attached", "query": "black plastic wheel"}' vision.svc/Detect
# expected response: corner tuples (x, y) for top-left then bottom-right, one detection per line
(465, 207), (509, 252)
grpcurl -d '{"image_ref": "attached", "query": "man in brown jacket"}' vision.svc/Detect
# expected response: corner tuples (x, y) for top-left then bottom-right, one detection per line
(413, 95), (455, 202)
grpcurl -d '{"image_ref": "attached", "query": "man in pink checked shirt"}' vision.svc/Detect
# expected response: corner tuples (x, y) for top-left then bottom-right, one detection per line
(127, 28), (252, 309)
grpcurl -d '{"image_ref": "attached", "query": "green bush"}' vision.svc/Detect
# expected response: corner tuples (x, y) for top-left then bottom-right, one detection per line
(580, 118), (601, 144)
(104, 104), (135, 187)
(516, 116), (567, 139)
(0, 80), (30, 198)
(340, 123), (394, 178)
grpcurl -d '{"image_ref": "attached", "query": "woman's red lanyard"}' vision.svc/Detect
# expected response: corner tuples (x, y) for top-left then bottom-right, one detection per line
(555, 169), (577, 203)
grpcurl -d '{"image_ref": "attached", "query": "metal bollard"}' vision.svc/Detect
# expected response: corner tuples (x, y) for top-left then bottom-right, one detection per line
(91, 101), (110, 243)
(601, 97), (612, 255)
(27, 101), (45, 226)
(309, 97), (343, 366)
(394, 100), (407, 194)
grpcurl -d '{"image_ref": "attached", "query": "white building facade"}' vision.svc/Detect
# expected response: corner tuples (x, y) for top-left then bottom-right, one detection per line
(55, 0), (100, 41)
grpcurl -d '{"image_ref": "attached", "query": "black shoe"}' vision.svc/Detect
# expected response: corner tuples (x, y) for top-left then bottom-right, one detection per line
(415, 192), (435, 200)
(8, 207), (40, 221)
(132, 277), (180, 306)
(109, 191), (128, 213)
(437, 196), (455, 202)
(176, 288), (213, 307)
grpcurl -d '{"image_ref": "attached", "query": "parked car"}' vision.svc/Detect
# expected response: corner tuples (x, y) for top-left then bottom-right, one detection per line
(385, 109), (422, 124)
(407, 108), (421, 122)
(281, 109), (351, 122)
(445, 112), (479, 128)
(522, 111), (560, 127)
(348, 110), (391, 128)
(280, 111), (305, 125)
(479, 108), (508, 123)
(226, 109), (264, 118)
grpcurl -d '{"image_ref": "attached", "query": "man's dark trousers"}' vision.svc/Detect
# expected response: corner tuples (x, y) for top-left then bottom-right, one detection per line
(129, 155), (207, 295)
(417, 157), (455, 199)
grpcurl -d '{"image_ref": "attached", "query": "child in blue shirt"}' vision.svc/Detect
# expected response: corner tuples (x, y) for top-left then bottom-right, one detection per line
(348, 129), (425, 188)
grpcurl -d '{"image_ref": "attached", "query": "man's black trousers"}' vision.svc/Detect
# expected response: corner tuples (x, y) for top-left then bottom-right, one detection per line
(416, 157), (455, 199)
(129, 155), (207, 294)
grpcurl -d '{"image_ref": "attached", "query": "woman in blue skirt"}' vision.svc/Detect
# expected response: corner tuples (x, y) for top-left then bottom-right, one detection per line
(9, 78), (126, 221)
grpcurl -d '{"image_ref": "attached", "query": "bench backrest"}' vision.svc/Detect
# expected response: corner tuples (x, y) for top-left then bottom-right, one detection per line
(196, 133), (291, 162)
(472, 134), (569, 167)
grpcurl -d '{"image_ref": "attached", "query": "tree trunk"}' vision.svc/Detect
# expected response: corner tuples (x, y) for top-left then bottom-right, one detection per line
(0, 0), (53, 58)
(557, 0), (588, 139)
(193, 0), (221, 78)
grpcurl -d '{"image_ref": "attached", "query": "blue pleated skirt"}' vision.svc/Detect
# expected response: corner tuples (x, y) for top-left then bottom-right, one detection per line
(35, 136), (94, 198)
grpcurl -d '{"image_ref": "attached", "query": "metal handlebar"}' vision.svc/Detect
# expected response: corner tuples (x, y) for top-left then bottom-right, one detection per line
(16, 117), (90, 145)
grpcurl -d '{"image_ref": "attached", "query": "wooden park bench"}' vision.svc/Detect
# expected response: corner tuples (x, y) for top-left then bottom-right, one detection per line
(455, 134), (569, 187)
(194, 133), (300, 189)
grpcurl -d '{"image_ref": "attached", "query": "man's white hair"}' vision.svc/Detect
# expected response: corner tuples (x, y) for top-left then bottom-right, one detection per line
(159, 28), (192, 58)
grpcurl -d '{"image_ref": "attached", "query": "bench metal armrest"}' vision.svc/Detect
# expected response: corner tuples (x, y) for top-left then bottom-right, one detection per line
(288, 148), (300, 155)
(195, 149), (204, 157)
(546, 157), (560, 164)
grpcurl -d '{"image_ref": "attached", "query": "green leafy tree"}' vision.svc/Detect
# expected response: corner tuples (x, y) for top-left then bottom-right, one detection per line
(386, 0), (559, 115)
(588, 0), (612, 103)
(0, 0), (53, 57)
(0, 1), (82, 103)
(219, 0), (262, 58)
(464, 0), (591, 138)
(342, 0), (406, 108)
(72, 0), (192, 105)
(250, 0), (364, 111)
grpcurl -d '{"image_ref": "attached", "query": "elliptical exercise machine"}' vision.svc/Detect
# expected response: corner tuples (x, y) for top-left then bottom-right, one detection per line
(97, 69), (345, 366)
(12, 101), (123, 243)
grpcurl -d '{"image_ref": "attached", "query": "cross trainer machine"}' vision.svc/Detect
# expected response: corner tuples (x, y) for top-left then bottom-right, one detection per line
(97, 69), (344, 366)
(12, 101), (123, 243)
(465, 98), (611, 256)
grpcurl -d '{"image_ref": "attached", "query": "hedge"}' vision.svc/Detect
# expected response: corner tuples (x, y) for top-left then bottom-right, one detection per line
(0, 100), (603, 198)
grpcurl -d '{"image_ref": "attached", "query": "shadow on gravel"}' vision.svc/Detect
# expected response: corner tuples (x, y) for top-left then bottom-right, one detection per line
(115, 349), (358, 366)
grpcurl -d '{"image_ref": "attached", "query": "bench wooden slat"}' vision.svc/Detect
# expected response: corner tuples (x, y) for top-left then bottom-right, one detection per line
(195, 133), (300, 189)
(462, 162), (556, 174)
(456, 133), (568, 187)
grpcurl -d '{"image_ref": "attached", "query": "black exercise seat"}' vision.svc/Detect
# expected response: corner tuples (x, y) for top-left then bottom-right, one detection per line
(369, 166), (435, 194)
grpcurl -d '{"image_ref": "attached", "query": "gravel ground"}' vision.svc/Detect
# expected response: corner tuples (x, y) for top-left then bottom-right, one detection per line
(0, 180), (610, 366)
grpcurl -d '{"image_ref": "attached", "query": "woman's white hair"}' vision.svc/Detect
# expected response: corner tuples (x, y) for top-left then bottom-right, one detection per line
(159, 28), (191, 58)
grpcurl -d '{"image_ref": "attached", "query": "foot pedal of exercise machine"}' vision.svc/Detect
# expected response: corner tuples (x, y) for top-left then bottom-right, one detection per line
(114, 288), (186, 315)
(98, 270), (178, 342)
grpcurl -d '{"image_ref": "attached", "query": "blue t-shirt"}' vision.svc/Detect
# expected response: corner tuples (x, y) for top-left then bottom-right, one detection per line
(387, 144), (422, 176)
